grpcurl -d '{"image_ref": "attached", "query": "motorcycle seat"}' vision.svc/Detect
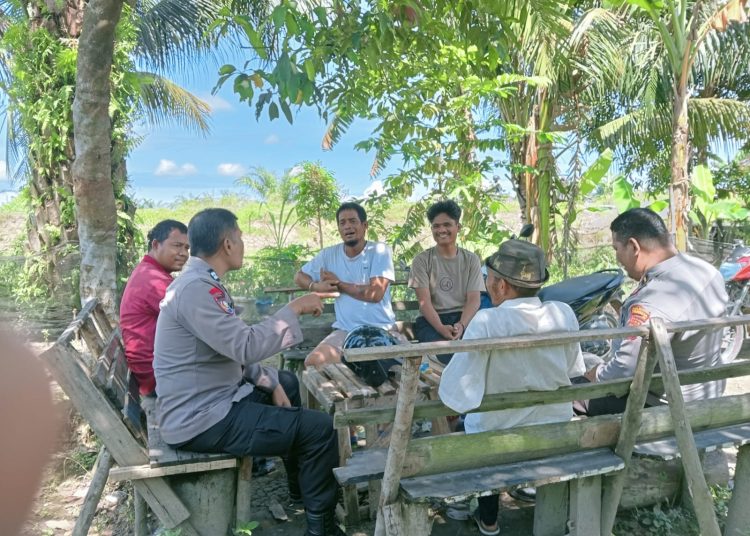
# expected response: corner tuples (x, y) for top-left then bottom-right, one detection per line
(539, 270), (624, 304)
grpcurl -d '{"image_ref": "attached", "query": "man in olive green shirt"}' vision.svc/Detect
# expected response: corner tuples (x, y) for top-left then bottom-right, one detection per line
(409, 200), (485, 366)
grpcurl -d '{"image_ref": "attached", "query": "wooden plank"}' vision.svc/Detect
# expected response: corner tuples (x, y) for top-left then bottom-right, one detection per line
(40, 343), (198, 533)
(333, 393), (750, 485)
(398, 448), (622, 504)
(633, 424), (750, 460)
(650, 317), (721, 536)
(375, 356), (422, 536)
(600, 328), (658, 534)
(123, 371), (146, 444)
(302, 368), (344, 412)
(109, 459), (239, 481)
(72, 447), (113, 536)
(143, 398), (233, 468)
(725, 444), (750, 536)
(79, 315), (105, 358)
(333, 359), (750, 427)
(56, 299), (99, 347)
(322, 363), (373, 399)
(344, 315), (750, 361)
(336, 362), (380, 399)
(569, 475), (602, 536)
(92, 329), (121, 391)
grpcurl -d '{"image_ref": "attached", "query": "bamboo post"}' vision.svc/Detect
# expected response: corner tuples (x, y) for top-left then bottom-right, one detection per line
(650, 317), (721, 536)
(72, 446), (113, 536)
(724, 444), (750, 536)
(374, 355), (422, 536)
(235, 456), (253, 526)
(600, 334), (657, 534)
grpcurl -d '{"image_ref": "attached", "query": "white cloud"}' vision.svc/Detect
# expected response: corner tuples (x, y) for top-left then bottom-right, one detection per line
(154, 159), (198, 176)
(0, 160), (7, 181)
(202, 94), (232, 113)
(363, 180), (385, 198)
(217, 163), (247, 177)
(264, 134), (280, 145)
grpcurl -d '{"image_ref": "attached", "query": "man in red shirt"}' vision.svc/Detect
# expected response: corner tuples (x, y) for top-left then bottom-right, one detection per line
(120, 220), (189, 396)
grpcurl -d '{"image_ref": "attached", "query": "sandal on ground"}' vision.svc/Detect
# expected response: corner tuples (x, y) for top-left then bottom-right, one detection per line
(473, 510), (500, 536)
(445, 501), (471, 521)
(508, 486), (536, 503)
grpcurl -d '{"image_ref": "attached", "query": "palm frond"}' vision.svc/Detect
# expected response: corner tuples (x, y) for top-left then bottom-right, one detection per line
(133, 71), (211, 134)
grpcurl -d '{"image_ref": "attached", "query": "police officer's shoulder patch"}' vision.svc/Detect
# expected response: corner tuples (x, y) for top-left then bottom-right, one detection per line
(209, 286), (234, 315)
(626, 304), (650, 327)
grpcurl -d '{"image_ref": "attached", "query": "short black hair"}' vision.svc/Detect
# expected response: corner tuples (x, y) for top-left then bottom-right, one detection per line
(610, 208), (671, 248)
(336, 202), (367, 223)
(507, 282), (540, 298)
(427, 199), (461, 223)
(188, 208), (239, 257)
(147, 220), (187, 251)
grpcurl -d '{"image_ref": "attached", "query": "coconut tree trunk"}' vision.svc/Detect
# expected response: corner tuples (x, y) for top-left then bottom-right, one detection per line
(72, 0), (124, 316)
(669, 82), (690, 252)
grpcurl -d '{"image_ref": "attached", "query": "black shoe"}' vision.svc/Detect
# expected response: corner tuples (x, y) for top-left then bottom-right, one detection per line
(509, 486), (536, 503)
(305, 510), (346, 536)
(251, 458), (277, 477)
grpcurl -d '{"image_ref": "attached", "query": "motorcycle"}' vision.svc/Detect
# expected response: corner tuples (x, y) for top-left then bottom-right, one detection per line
(718, 239), (750, 363)
(538, 269), (624, 358)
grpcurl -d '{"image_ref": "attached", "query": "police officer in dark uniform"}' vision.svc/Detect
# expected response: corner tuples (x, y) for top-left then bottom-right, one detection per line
(154, 208), (345, 536)
(580, 208), (728, 415)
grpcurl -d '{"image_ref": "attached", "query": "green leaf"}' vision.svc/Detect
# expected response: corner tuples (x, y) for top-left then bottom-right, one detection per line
(580, 149), (613, 197)
(269, 102), (279, 120)
(219, 64), (236, 76)
(272, 5), (287, 30)
(303, 59), (316, 82)
(279, 99), (293, 124)
(647, 200), (669, 212)
(691, 165), (716, 203)
(612, 176), (641, 213)
(233, 16), (267, 59)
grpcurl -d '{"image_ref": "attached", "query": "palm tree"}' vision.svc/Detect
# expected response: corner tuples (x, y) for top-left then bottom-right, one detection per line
(586, 0), (750, 250)
(0, 0), (246, 310)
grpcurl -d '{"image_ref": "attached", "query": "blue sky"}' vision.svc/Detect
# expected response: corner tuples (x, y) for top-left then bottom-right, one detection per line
(126, 76), (393, 204)
(0, 73), (394, 205)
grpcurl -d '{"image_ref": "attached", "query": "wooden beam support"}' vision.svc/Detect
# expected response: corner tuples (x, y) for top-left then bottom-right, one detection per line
(72, 446), (113, 536)
(651, 317), (721, 536)
(601, 331), (658, 534)
(108, 459), (239, 481)
(375, 355), (422, 536)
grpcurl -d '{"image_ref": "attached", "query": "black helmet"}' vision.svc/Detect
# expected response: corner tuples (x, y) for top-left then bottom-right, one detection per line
(342, 326), (403, 387)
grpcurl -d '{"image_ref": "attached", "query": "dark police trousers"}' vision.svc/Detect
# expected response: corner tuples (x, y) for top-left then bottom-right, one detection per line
(173, 370), (339, 513)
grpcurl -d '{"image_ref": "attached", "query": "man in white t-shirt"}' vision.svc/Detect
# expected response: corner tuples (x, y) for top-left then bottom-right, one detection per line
(294, 202), (404, 366)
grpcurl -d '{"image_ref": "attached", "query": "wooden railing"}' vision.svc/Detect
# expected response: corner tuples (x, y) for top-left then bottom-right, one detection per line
(342, 314), (750, 536)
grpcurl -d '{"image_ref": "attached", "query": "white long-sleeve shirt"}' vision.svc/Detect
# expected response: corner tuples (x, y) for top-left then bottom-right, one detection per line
(438, 297), (585, 434)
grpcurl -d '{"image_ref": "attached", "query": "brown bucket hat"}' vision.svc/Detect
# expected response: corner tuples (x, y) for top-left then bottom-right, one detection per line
(485, 239), (549, 288)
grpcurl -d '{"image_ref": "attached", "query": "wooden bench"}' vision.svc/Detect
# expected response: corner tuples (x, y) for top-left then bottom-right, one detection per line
(335, 315), (750, 535)
(40, 299), (254, 536)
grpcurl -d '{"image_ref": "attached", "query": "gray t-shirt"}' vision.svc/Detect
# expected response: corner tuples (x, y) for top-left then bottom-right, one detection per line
(408, 247), (485, 314)
(154, 256), (302, 445)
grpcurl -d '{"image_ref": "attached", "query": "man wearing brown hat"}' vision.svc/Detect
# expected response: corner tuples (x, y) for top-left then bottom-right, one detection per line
(439, 239), (585, 536)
